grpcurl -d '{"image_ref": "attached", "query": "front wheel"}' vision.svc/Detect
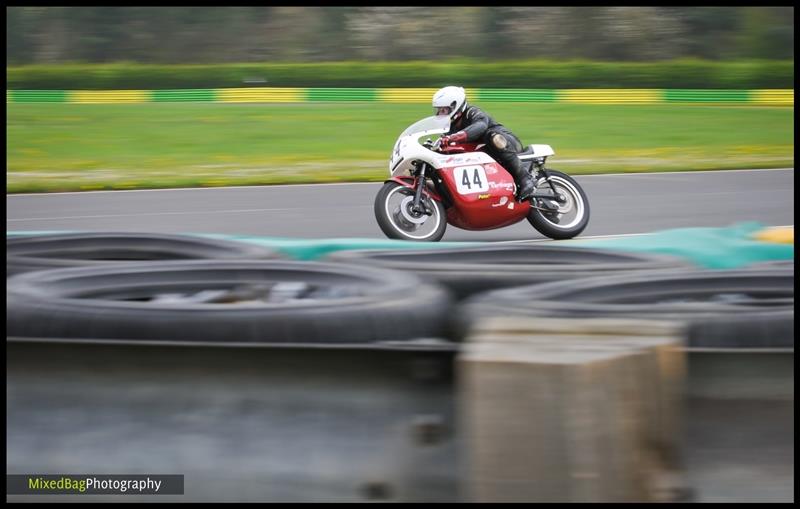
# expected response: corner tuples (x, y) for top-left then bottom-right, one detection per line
(527, 169), (590, 240)
(374, 181), (447, 242)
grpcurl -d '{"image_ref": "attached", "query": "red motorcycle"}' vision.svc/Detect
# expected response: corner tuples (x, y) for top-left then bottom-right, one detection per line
(375, 116), (590, 241)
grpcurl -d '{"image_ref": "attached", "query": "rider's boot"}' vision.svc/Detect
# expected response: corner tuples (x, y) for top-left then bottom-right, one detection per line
(516, 174), (536, 202)
(504, 155), (536, 202)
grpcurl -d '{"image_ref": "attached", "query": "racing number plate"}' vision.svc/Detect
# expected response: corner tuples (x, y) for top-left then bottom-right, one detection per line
(454, 166), (489, 195)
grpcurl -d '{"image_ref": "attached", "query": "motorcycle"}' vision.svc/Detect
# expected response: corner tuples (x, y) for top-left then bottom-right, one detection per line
(374, 115), (590, 242)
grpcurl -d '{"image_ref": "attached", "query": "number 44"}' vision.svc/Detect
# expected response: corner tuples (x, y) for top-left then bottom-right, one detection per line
(462, 168), (483, 189)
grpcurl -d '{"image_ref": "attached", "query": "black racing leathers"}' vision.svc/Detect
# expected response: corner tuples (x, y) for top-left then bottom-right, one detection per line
(448, 105), (529, 192)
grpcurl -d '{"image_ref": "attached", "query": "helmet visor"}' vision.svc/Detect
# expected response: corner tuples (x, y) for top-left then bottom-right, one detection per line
(435, 106), (452, 116)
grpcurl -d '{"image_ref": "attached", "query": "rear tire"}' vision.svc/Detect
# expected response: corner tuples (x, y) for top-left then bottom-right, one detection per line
(374, 181), (447, 242)
(527, 170), (590, 240)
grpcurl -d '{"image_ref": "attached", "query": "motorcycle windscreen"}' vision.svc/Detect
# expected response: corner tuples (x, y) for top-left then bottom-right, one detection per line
(390, 116), (451, 175)
(397, 115), (451, 139)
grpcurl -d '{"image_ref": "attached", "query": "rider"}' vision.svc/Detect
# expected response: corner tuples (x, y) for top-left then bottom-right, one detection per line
(433, 86), (536, 202)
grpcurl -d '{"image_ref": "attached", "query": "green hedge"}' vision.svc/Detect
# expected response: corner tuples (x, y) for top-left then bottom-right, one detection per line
(6, 59), (794, 90)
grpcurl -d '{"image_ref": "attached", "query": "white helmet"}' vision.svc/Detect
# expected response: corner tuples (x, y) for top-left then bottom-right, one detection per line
(432, 86), (467, 121)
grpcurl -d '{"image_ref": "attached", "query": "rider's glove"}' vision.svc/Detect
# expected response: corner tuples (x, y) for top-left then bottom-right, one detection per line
(440, 131), (467, 147)
(450, 131), (468, 144)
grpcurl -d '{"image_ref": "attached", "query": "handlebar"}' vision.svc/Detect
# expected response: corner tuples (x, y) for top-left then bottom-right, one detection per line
(425, 136), (466, 154)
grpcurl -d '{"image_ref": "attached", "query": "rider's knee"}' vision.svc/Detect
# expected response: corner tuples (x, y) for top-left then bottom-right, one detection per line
(491, 133), (508, 150)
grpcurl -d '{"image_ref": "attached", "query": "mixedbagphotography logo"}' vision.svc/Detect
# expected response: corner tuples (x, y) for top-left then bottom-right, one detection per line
(7, 475), (184, 495)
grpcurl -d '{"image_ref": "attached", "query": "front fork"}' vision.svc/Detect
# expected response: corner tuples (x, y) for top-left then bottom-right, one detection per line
(411, 164), (433, 215)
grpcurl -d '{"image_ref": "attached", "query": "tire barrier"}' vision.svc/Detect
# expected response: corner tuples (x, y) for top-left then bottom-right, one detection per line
(458, 267), (794, 348)
(458, 265), (795, 501)
(6, 232), (284, 276)
(324, 244), (693, 300)
(6, 260), (453, 344)
(459, 316), (689, 502)
(6, 232), (792, 501)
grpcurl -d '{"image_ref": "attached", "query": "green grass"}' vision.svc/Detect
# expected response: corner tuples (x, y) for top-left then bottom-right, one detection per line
(6, 102), (794, 193)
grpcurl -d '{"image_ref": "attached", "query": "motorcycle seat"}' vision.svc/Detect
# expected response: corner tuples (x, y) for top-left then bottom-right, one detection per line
(518, 144), (555, 160)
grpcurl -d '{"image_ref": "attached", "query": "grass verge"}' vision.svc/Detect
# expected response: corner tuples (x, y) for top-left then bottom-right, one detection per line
(7, 102), (794, 193)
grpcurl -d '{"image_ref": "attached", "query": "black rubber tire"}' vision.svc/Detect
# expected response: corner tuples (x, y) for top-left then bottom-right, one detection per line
(459, 267), (794, 348)
(527, 170), (590, 240)
(374, 181), (447, 242)
(7, 232), (283, 276)
(6, 260), (453, 344)
(325, 244), (693, 300)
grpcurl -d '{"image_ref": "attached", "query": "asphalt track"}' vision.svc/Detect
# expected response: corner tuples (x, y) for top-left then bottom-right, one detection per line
(7, 168), (794, 240)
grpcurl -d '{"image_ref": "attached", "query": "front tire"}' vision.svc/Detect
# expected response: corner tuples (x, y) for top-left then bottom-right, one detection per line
(527, 169), (590, 240)
(374, 181), (447, 242)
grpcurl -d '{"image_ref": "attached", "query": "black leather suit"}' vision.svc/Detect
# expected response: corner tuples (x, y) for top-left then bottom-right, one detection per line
(447, 105), (527, 184)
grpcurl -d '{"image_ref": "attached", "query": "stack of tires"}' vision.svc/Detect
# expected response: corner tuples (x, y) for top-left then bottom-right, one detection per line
(325, 243), (794, 502)
(453, 264), (794, 502)
(457, 266), (794, 348)
(6, 232), (454, 344)
(6, 232), (461, 502)
(7, 233), (794, 502)
(7, 232), (286, 276)
(324, 244), (694, 300)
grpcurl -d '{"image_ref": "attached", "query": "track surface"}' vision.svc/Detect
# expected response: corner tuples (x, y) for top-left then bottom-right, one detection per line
(7, 169), (794, 240)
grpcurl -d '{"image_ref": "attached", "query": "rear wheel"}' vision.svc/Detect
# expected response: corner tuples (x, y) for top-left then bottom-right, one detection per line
(527, 169), (590, 240)
(374, 181), (447, 242)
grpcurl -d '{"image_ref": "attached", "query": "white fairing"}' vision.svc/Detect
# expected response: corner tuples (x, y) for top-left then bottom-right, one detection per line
(389, 117), (551, 176)
(389, 116), (448, 176)
(389, 116), (494, 176)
